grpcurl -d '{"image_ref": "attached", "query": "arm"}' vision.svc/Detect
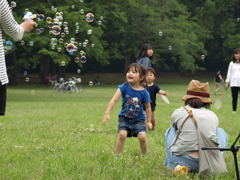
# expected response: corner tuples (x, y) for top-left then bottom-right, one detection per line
(219, 75), (224, 82)
(159, 90), (168, 96)
(144, 102), (152, 130)
(0, 0), (35, 41)
(225, 62), (232, 89)
(102, 88), (121, 125)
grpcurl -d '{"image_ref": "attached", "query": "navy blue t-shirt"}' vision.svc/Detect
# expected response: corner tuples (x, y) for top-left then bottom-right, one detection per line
(118, 83), (151, 120)
(148, 84), (161, 111)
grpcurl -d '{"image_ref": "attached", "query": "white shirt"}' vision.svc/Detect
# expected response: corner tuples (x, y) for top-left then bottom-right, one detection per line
(0, 0), (24, 85)
(225, 61), (240, 87)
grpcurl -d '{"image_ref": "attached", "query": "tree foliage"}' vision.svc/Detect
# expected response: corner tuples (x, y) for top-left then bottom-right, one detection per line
(4, 0), (240, 81)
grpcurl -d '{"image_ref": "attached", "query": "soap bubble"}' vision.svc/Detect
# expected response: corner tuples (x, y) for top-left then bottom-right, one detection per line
(4, 41), (13, 50)
(89, 81), (93, 86)
(52, 25), (61, 35)
(87, 29), (92, 35)
(51, 38), (58, 45)
(86, 13), (94, 22)
(29, 41), (34, 46)
(66, 44), (75, 52)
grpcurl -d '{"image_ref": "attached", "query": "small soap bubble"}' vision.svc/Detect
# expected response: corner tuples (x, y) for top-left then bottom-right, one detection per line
(29, 41), (34, 46)
(4, 41), (13, 50)
(90, 124), (94, 131)
(51, 38), (58, 45)
(89, 81), (93, 86)
(80, 9), (84, 14)
(75, 57), (79, 62)
(97, 20), (102, 25)
(31, 90), (35, 95)
(201, 55), (205, 59)
(46, 17), (52, 23)
(87, 29), (92, 35)
(59, 38), (63, 43)
(11, 1), (17, 8)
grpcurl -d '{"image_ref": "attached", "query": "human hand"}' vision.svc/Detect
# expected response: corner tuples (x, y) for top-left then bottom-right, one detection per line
(20, 20), (36, 33)
(164, 91), (168, 96)
(102, 114), (110, 125)
(146, 122), (152, 130)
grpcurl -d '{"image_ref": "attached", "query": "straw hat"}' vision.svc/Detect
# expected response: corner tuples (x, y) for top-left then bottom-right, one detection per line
(182, 80), (212, 103)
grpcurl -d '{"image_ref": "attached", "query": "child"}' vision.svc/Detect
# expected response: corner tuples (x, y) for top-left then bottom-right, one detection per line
(102, 63), (152, 156)
(214, 70), (224, 95)
(136, 44), (154, 68)
(146, 67), (168, 130)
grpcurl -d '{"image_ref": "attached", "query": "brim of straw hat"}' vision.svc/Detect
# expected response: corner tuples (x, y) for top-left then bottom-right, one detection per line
(182, 95), (212, 104)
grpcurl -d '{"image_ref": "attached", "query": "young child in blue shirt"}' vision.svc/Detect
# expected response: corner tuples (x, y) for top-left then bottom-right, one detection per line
(146, 67), (168, 130)
(102, 63), (152, 156)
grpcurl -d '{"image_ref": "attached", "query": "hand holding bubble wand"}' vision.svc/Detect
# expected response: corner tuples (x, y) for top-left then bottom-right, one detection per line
(160, 91), (170, 104)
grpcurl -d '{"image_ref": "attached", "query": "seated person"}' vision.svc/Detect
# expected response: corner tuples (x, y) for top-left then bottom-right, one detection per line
(164, 80), (228, 174)
(93, 76), (102, 85)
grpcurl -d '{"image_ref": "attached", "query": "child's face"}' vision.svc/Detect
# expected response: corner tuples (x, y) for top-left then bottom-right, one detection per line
(147, 48), (153, 57)
(146, 71), (155, 83)
(234, 52), (240, 61)
(126, 67), (142, 84)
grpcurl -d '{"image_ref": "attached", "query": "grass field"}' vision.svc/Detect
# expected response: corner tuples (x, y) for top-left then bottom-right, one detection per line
(1, 74), (239, 180)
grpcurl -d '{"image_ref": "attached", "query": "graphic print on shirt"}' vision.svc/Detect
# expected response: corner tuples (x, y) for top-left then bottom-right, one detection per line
(125, 96), (141, 119)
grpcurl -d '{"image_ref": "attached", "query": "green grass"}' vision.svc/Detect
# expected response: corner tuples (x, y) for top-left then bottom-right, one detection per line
(0, 80), (239, 180)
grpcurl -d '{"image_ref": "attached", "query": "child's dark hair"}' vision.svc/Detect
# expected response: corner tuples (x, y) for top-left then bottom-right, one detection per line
(231, 48), (240, 63)
(136, 44), (154, 61)
(146, 67), (156, 77)
(126, 63), (147, 84)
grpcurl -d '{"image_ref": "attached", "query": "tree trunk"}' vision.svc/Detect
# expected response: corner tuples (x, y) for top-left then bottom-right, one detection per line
(7, 51), (18, 86)
(39, 55), (50, 84)
(124, 57), (131, 73)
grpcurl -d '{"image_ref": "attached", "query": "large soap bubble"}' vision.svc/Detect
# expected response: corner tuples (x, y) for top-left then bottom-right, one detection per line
(52, 25), (61, 35)
(86, 13), (94, 22)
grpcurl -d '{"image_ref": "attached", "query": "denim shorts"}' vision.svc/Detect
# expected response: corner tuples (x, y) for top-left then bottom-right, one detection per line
(118, 116), (146, 137)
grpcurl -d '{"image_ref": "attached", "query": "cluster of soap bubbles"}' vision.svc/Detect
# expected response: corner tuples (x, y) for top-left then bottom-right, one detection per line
(8, 1), (104, 86)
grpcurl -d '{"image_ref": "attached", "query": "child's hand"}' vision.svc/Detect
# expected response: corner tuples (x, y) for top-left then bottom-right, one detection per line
(102, 114), (110, 125)
(164, 91), (168, 96)
(146, 122), (152, 130)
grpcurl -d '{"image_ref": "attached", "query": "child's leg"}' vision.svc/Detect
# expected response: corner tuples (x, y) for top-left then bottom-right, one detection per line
(137, 132), (148, 155)
(151, 111), (156, 130)
(115, 130), (128, 155)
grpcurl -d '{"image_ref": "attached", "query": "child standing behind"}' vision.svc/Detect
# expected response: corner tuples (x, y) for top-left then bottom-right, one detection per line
(102, 63), (152, 157)
(136, 44), (154, 68)
(146, 67), (168, 130)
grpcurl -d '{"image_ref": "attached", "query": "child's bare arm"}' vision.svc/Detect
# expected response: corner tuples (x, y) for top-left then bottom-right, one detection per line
(159, 90), (168, 96)
(102, 88), (121, 125)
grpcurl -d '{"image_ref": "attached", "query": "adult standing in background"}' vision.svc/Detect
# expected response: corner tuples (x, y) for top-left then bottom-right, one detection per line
(0, 0), (36, 115)
(136, 44), (154, 68)
(225, 48), (240, 114)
